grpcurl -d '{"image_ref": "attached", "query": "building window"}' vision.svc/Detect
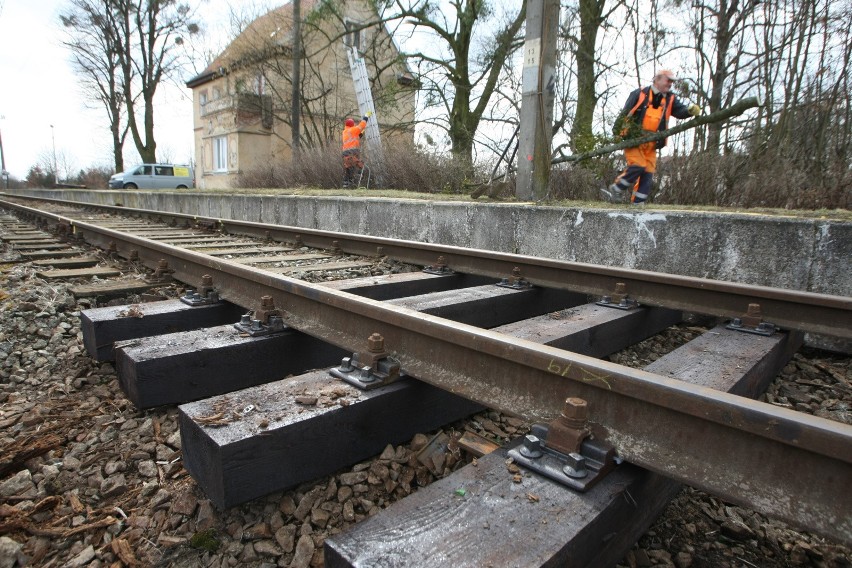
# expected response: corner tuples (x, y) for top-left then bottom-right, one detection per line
(344, 20), (363, 52)
(199, 91), (208, 106)
(213, 136), (228, 172)
(253, 73), (265, 95)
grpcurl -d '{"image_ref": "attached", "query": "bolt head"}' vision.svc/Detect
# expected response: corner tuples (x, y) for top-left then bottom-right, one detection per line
(562, 397), (588, 421)
(519, 434), (543, 459)
(367, 333), (384, 352)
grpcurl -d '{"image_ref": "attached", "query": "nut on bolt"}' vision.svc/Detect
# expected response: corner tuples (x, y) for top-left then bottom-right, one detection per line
(743, 303), (763, 327)
(519, 434), (543, 459)
(368, 333), (384, 353)
(561, 397), (588, 426)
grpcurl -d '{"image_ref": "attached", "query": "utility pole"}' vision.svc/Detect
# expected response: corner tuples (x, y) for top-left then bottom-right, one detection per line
(515, 0), (560, 201)
(0, 118), (7, 190)
(50, 124), (58, 187)
(291, 0), (301, 157)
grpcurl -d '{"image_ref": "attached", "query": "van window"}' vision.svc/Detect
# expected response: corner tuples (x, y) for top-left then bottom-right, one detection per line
(155, 166), (174, 176)
(134, 166), (152, 175)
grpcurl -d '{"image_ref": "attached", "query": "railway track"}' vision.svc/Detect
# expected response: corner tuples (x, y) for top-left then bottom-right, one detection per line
(0, 195), (850, 567)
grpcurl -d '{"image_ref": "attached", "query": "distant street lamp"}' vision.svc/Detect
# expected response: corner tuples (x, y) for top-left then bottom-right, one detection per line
(50, 124), (58, 186)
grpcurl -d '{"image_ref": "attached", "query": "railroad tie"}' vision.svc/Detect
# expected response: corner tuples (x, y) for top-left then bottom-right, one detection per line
(178, 300), (682, 509)
(324, 326), (801, 568)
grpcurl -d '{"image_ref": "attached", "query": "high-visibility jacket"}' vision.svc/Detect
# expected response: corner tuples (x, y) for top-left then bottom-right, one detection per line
(342, 120), (367, 152)
(614, 86), (691, 149)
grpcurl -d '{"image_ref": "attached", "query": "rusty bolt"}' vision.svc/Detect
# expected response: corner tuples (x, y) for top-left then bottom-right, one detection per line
(367, 333), (385, 353)
(742, 303), (763, 327)
(261, 296), (274, 309)
(561, 397), (588, 424)
(615, 282), (627, 295)
(512, 267), (522, 279)
(157, 259), (169, 269)
(201, 275), (213, 287)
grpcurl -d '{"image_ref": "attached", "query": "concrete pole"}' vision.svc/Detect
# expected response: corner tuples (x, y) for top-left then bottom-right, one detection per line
(50, 124), (58, 186)
(515, 0), (560, 202)
(0, 124), (7, 189)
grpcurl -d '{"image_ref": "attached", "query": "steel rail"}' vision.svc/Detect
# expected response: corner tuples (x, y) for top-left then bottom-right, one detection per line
(2, 194), (850, 339)
(4, 200), (850, 545)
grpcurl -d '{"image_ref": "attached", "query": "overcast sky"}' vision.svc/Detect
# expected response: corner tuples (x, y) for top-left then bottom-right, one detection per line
(0, 0), (247, 179)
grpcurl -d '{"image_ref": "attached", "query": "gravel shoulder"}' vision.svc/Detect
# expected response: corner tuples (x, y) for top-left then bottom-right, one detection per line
(0, 242), (850, 568)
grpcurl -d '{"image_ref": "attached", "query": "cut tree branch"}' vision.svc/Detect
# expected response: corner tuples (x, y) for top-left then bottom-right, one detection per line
(552, 96), (761, 164)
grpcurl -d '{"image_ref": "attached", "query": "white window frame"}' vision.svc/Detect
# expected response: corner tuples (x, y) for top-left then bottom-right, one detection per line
(213, 136), (228, 172)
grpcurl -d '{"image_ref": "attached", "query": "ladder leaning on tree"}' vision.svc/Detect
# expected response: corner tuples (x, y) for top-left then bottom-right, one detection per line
(347, 46), (385, 186)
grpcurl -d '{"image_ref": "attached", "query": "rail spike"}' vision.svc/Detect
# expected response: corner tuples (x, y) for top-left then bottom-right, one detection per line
(233, 295), (287, 336)
(508, 397), (616, 492)
(180, 274), (221, 307)
(423, 255), (453, 275)
(727, 302), (777, 336)
(597, 281), (639, 310)
(497, 266), (531, 289)
(329, 332), (402, 390)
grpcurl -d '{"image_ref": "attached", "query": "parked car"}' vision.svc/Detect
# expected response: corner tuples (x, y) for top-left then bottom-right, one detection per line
(108, 164), (195, 189)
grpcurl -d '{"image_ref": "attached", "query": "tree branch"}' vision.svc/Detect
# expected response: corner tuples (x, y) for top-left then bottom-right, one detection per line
(552, 96), (761, 164)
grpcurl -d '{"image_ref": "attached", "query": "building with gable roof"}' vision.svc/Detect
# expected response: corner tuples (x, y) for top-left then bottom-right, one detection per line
(186, 0), (416, 189)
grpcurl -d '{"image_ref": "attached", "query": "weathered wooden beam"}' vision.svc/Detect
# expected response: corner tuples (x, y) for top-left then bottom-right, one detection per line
(179, 303), (681, 510)
(32, 257), (100, 269)
(18, 250), (82, 260)
(179, 370), (483, 509)
(491, 303), (681, 357)
(81, 299), (247, 362)
(36, 267), (121, 280)
(388, 285), (588, 328)
(113, 281), (581, 409)
(70, 281), (161, 299)
(115, 326), (349, 409)
(322, 272), (494, 301)
(324, 326), (799, 567)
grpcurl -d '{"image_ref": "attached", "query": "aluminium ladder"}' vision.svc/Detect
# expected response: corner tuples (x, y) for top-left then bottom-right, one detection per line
(347, 46), (384, 186)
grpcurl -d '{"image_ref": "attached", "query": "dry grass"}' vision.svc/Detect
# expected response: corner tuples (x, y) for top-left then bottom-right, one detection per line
(213, 142), (852, 221)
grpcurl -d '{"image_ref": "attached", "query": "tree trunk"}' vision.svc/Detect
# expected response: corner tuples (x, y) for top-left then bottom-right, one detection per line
(569, 0), (605, 153)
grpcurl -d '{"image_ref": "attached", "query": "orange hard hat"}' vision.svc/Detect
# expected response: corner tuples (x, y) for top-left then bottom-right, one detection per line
(345, 118), (355, 127)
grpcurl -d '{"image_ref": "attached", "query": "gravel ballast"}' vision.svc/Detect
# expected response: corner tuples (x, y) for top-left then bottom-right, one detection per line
(0, 226), (850, 568)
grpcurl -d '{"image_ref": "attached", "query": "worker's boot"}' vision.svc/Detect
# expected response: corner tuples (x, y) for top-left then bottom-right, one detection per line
(599, 183), (628, 203)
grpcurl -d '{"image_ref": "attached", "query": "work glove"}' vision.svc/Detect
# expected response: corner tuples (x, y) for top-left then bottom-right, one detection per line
(362, 115), (369, 122)
(688, 104), (701, 117)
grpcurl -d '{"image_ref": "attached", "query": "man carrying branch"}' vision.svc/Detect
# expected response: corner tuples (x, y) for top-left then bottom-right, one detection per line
(600, 69), (701, 205)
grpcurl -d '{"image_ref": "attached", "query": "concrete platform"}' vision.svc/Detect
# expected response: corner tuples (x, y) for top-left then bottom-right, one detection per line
(5, 190), (850, 299)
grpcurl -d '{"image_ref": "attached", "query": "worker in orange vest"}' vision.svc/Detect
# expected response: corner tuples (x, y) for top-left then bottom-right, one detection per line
(342, 113), (369, 188)
(601, 70), (701, 205)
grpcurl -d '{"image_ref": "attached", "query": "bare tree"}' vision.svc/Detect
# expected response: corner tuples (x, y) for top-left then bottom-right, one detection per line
(113, 0), (199, 164)
(61, 0), (129, 172)
(369, 0), (528, 168)
(60, 0), (199, 167)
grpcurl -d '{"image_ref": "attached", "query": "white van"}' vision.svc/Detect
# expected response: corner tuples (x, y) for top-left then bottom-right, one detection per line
(109, 164), (195, 189)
